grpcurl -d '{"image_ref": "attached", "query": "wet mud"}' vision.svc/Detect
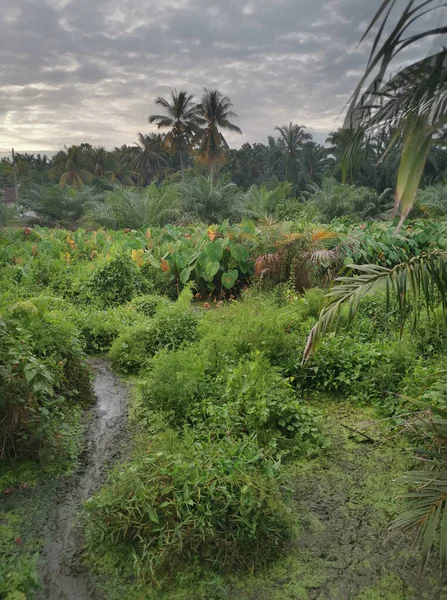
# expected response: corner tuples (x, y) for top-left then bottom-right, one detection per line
(36, 359), (128, 600)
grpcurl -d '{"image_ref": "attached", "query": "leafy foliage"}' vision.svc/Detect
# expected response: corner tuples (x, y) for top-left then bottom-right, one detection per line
(0, 304), (91, 460)
(85, 430), (290, 579)
(303, 250), (447, 361)
(88, 254), (142, 306)
(86, 184), (181, 229)
(109, 287), (198, 373)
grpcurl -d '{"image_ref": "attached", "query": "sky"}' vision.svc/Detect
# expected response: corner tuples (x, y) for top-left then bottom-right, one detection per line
(0, 0), (444, 154)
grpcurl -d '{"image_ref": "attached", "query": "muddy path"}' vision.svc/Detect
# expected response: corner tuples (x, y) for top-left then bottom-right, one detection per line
(36, 359), (128, 600)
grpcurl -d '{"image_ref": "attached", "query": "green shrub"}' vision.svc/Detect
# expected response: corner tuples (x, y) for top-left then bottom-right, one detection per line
(109, 288), (199, 373)
(136, 346), (210, 423)
(0, 303), (92, 460)
(138, 351), (324, 456)
(64, 304), (147, 354)
(303, 333), (417, 411)
(139, 262), (179, 299)
(130, 293), (171, 317)
(197, 292), (308, 372)
(84, 431), (290, 579)
(301, 287), (325, 319)
(88, 254), (141, 306)
(193, 356), (325, 455)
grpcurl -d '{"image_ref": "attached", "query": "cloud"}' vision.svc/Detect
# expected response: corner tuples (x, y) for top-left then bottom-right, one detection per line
(0, 0), (444, 152)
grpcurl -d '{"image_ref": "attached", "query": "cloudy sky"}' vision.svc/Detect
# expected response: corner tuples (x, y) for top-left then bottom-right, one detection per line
(0, 0), (443, 153)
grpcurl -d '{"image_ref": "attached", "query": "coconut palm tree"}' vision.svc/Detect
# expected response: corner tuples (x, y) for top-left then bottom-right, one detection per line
(132, 133), (167, 185)
(59, 159), (92, 189)
(56, 145), (93, 189)
(149, 89), (203, 180)
(274, 123), (312, 192)
(91, 146), (108, 177)
(196, 89), (242, 186)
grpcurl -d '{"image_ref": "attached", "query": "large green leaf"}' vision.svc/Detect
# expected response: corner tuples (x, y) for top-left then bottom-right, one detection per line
(230, 243), (249, 262)
(205, 260), (220, 279)
(222, 269), (238, 289)
(205, 241), (224, 262)
(180, 267), (191, 284)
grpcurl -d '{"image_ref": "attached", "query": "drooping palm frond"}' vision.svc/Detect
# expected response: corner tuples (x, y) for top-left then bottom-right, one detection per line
(303, 250), (447, 362)
(344, 0), (447, 227)
(254, 226), (349, 291)
(390, 393), (447, 574)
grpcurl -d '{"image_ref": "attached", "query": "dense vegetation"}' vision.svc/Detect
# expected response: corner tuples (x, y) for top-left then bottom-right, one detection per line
(2, 2), (447, 596)
(1, 211), (447, 598)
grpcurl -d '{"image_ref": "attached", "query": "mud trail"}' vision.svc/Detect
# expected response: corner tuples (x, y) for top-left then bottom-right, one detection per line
(36, 359), (128, 600)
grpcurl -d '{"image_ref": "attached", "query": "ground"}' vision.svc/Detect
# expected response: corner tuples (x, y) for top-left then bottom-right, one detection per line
(1, 380), (445, 600)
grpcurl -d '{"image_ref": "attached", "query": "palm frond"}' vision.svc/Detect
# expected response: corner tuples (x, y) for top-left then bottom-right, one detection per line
(303, 250), (447, 362)
(344, 1), (447, 226)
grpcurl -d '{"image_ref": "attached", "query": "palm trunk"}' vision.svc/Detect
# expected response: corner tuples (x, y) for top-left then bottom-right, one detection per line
(180, 152), (184, 182)
(210, 161), (215, 188)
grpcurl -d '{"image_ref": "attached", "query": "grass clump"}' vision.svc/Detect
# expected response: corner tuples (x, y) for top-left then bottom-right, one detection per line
(84, 429), (290, 582)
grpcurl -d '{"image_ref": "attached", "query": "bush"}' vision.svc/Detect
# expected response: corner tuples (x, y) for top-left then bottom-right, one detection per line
(130, 293), (171, 317)
(65, 304), (147, 354)
(197, 292), (309, 372)
(88, 254), (142, 306)
(193, 356), (325, 455)
(303, 333), (418, 411)
(0, 304), (92, 460)
(109, 288), (199, 373)
(84, 431), (290, 579)
(138, 351), (324, 456)
(136, 346), (210, 423)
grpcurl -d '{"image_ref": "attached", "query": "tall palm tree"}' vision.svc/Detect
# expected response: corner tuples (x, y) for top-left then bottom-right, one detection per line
(298, 142), (332, 187)
(59, 160), (92, 189)
(274, 123), (312, 192)
(132, 133), (167, 185)
(196, 89), (242, 186)
(149, 89), (202, 180)
(91, 146), (108, 177)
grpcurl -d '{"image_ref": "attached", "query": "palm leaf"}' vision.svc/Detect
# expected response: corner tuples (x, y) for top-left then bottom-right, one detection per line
(303, 250), (447, 362)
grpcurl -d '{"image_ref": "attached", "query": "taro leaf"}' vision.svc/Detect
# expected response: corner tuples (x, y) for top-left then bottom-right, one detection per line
(147, 254), (160, 269)
(205, 241), (224, 262)
(230, 243), (249, 262)
(180, 267), (192, 284)
(205, 261), (220, 279)
(222, 269), (239, 289)
(238, 261), (251, 275)
(176, 253), (189, 269)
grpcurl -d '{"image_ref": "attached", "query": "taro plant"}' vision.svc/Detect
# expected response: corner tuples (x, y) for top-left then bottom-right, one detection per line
(140, 221), (259, 297)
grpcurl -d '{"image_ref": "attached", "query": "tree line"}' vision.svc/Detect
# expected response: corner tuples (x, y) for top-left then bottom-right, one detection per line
(2, 87), (447, 202)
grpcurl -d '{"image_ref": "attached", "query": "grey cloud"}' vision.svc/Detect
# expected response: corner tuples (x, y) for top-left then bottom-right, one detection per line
(0, 0), (445, 152)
